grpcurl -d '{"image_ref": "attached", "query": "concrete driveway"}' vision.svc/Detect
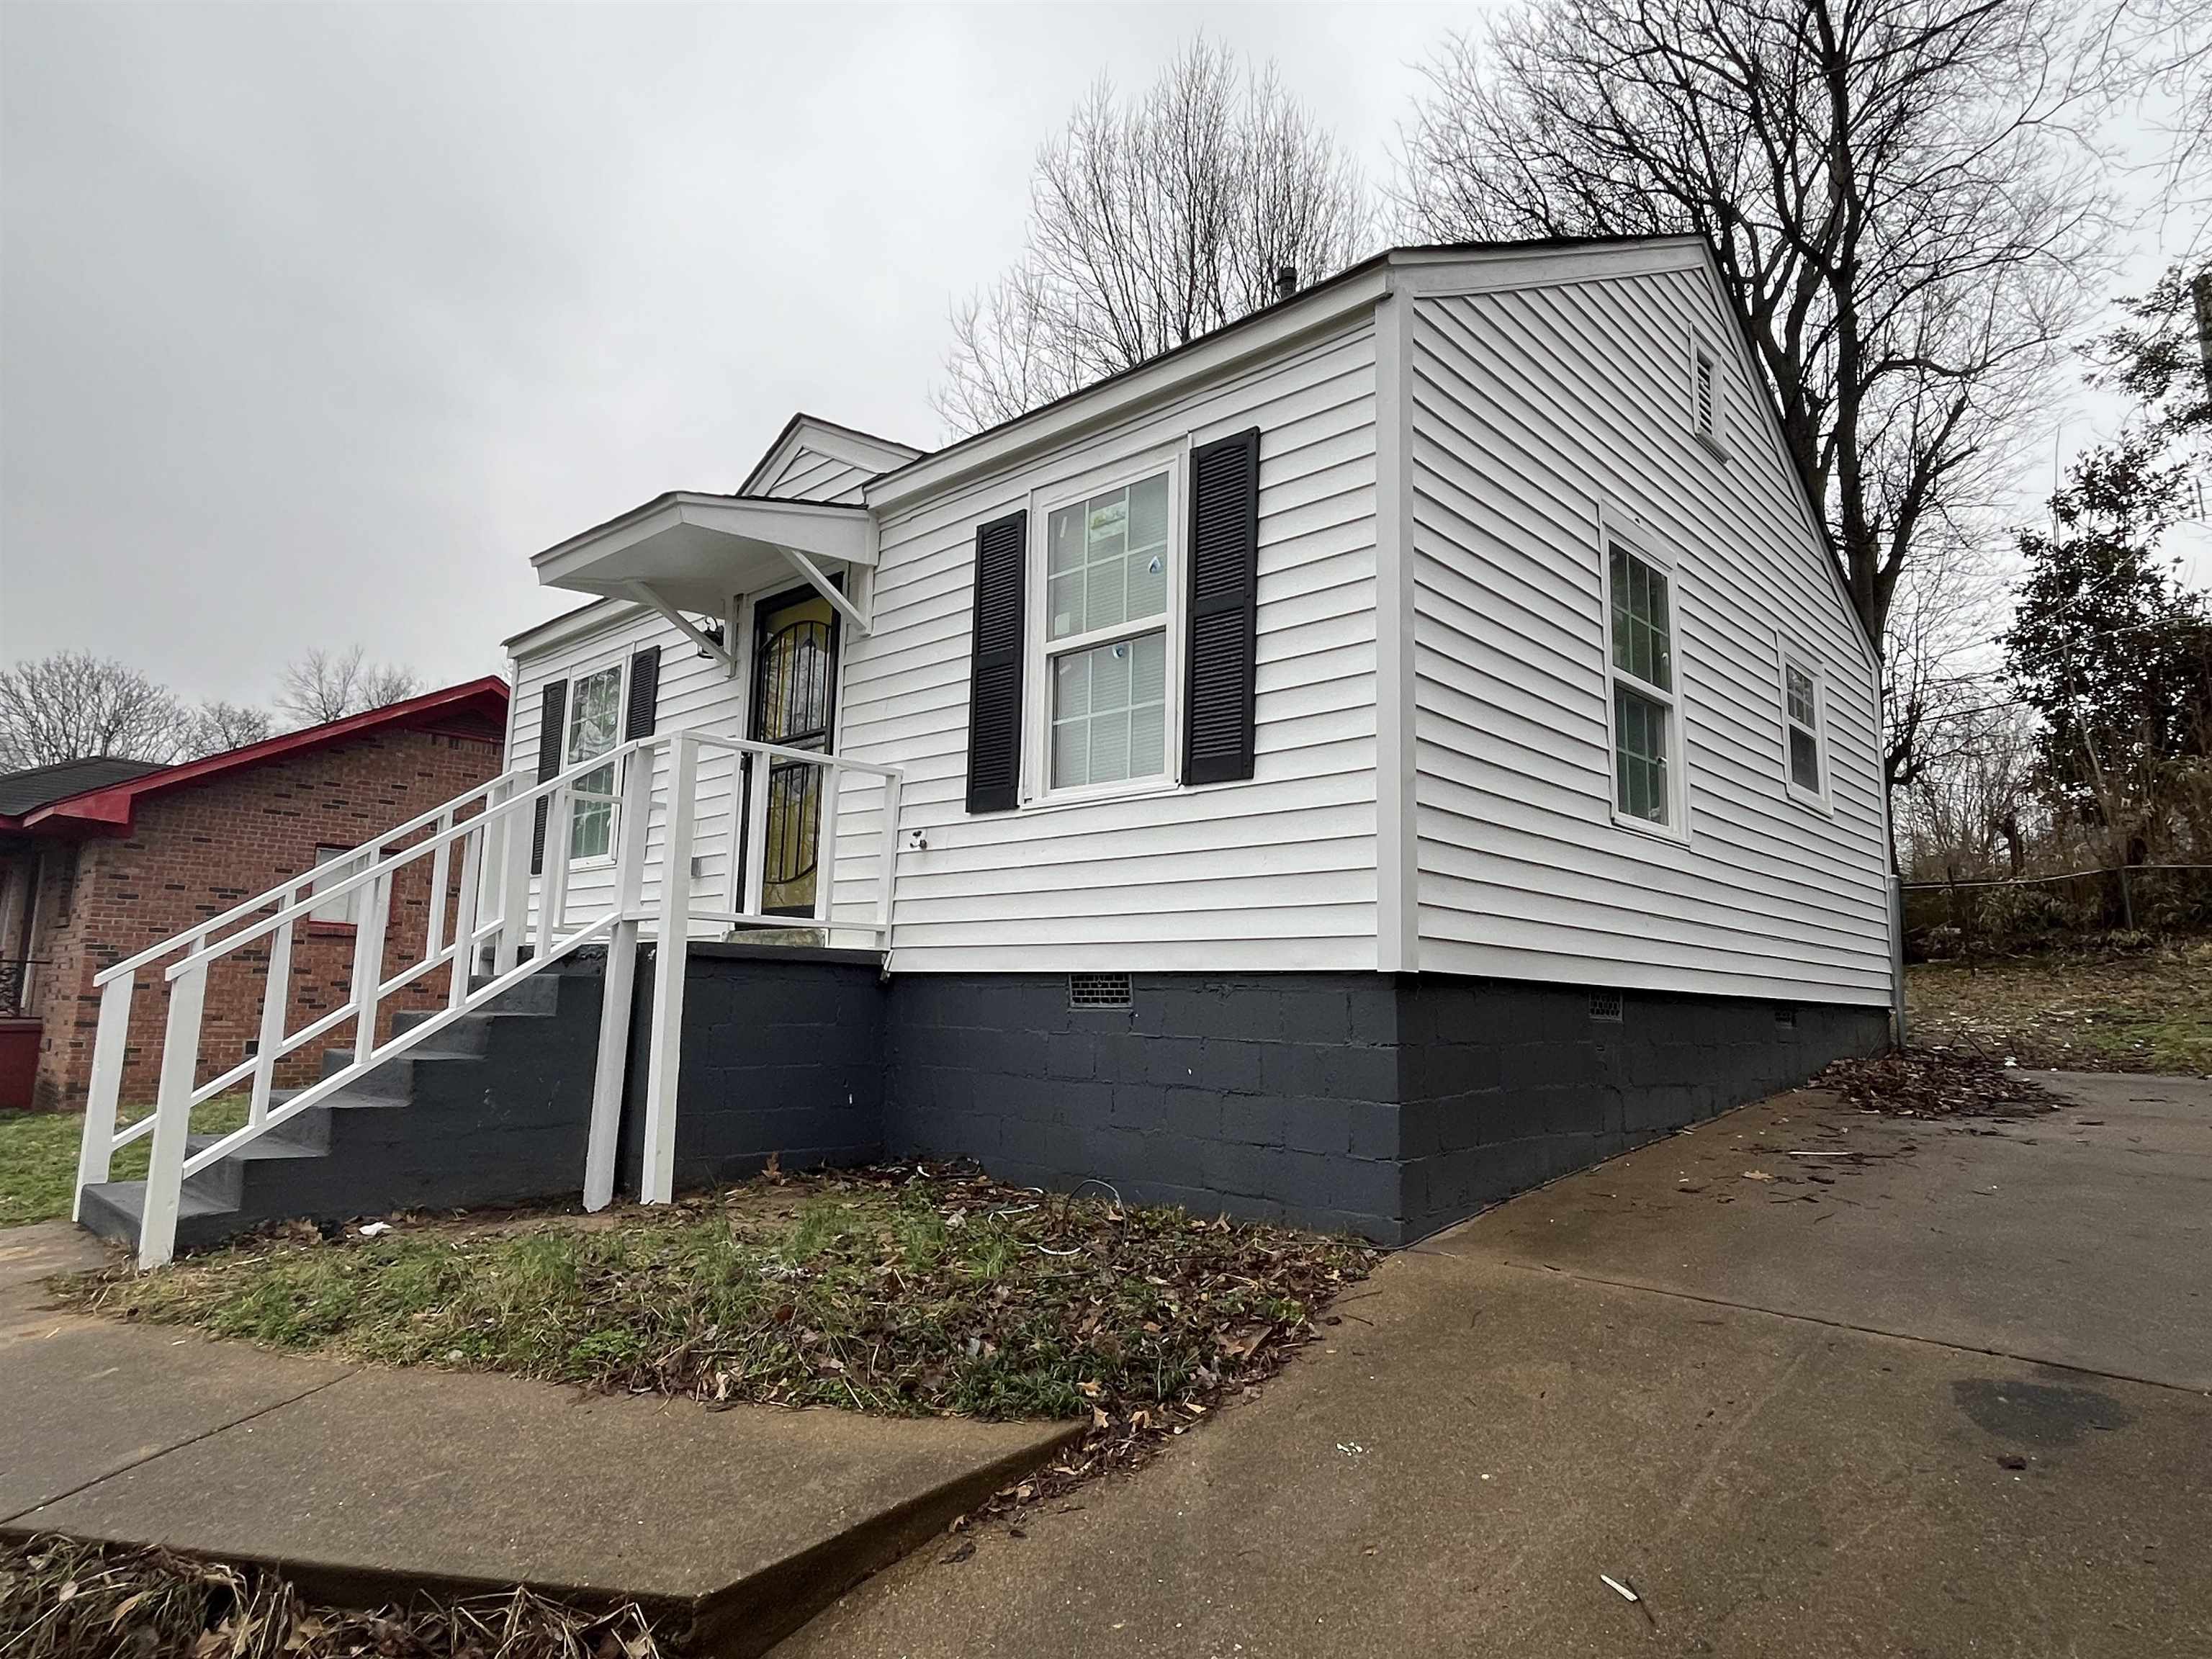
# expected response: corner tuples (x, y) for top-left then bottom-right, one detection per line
(777, 1071), (2212, 1658)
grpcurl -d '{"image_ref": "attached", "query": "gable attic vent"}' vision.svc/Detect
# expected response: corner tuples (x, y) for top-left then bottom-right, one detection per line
(1588, 989), (1624, 1023)
(1069, 972), (1133, 1010)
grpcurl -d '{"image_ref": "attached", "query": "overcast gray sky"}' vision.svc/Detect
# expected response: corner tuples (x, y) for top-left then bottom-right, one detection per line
(0, 1), (2200, 708)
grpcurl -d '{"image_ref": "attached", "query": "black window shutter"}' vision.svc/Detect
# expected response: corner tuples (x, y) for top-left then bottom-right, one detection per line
(964, 508), (1028, 813)
(623, 647), (660, 739)
(1183, 427), (1262, 785)
(530, 680), (566, 875)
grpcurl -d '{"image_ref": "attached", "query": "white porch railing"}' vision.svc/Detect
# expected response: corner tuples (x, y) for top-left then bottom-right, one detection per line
(73, 729), (904, 1269)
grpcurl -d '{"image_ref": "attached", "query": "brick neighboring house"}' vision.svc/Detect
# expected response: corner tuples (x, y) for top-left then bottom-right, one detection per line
(0, 678), (508, 1112)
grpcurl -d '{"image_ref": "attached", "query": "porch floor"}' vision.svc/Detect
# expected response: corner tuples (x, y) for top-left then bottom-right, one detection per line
(0, 1223), (1073, 1654)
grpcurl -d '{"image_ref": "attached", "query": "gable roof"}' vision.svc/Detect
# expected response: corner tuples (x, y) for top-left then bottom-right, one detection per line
(860, 233), (1872, 659)
(0, 756), (166, 820)
(738, 413), (926, 498)
(863, 237), (1673, 506)
(13, 676), (509, 836)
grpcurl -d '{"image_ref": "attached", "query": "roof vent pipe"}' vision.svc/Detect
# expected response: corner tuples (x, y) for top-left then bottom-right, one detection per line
(1274, 265), (1298, 302)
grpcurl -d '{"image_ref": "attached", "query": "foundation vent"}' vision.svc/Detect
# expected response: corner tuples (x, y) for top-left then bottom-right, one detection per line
(1775, 1005), (1798, 1029)
(1069, 971), (1133, 1010)
(1588, 989), (1624, 1023)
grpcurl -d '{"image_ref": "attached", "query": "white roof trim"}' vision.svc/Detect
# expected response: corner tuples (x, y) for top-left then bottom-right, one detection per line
(865, 268), (1390, 515)
(529, 491), (875, 630)
(503, 596), (641, 656)
(739, 415), (925, 497)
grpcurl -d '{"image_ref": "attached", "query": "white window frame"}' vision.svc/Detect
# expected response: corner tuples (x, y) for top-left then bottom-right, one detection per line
(1020, 441), (1186, 809)
(1688, 328), (1729, 462)
(1598, 510), (1691, 844)
(307, 844), (374, 930)
(557, 649), (630, 868)
(1777, 640), (1832, 812)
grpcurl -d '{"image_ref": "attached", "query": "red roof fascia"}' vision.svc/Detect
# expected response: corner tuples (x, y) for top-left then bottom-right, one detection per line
(20, 676), (510, 835)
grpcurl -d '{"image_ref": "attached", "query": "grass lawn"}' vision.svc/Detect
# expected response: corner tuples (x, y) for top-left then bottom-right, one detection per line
(0, 1097), (251, 1230)
(1907, 938), (2212, 1075)
(62, 1165), (1372, 1495)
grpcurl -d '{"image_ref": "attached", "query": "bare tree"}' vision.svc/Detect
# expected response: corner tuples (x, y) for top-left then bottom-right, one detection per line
(1897, 701), (2042, 879)
(2107, 1), (2212, 225)
(934, 35), (1374, 436)
(276, 647), (421, 727)
(1399, 0), (2113, 662)
(1879, 524), (2014, 799)
(0, 652), (190, 769)
(184, 700), (276, 758)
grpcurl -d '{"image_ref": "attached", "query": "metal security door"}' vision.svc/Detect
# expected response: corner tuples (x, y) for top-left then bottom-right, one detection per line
(745, 588), (838, 918)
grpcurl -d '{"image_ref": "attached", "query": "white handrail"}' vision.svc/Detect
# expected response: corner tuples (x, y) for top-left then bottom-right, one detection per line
(91, 769), (526, 989)
(157, 740), (655, 981)
(84, 724), (907, 1269)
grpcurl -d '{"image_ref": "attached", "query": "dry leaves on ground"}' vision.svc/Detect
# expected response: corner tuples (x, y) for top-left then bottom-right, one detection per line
(0, 1534), (678, 1658)
(1814, 1048), (2057, 1120)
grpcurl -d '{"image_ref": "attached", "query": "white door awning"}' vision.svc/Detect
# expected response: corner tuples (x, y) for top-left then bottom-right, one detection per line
(531, 492), (876, 646)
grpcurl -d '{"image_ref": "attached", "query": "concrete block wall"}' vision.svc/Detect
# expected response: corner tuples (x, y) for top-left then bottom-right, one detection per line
(617, 943), (886, 1193)
(275, 950), (1887, 1246)
(884, 973), (1409, 1241)
(1396, 981), (1890, 1240)
(881, 971), (1887, 1245)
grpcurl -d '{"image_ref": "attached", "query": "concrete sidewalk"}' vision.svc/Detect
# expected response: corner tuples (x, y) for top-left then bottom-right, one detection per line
(776, 1072), (2212, 1658)
(0, 1223), (1073, 1655)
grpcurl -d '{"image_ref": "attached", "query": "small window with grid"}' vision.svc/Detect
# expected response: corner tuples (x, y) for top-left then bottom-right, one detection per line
(1780, 649), (1826, 807)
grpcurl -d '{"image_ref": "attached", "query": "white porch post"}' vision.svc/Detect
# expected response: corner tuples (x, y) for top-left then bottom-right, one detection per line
(874, 770), (902, 955)
(584, 747), (655, 1210)
(811, 762), (842, 935)
(139, 952), (207, 1270)
(639, 731), (698, 1205)
(73, 974), (135, 1215)
(495, 780), (531, 974)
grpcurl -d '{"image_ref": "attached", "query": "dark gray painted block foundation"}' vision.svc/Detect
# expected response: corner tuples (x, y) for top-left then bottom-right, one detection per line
(90, 947), (1887, 1254)
(615, 942), (887, 1194)
(879, 973), (1888, 1246)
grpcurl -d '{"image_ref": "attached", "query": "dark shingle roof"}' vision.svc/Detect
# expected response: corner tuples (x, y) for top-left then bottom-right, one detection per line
(0, 756), (167, 818)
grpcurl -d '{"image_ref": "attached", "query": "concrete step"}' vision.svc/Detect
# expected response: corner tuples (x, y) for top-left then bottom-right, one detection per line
(181, 1130), (328, 1210)
(78, 1178), (239, 1254)
(318, 1046), (485, 1098)
(78, 958), (608, 1255)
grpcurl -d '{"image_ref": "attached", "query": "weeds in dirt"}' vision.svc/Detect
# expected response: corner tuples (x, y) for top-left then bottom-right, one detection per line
(0, 1534), (676, 1658)
(1906, 941), (2212, 1074)
(60, 1164), (1376, 1504)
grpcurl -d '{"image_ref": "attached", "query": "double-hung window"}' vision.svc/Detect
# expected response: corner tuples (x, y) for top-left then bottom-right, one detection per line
(563, 660), (624, 861)
(1780, 648), (1826, 806)
(1605, 534), (1684, 832)
(1043, 470), (1172, 793)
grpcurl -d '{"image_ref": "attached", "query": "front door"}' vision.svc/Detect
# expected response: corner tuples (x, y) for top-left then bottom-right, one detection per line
(747, 586), (839, 918)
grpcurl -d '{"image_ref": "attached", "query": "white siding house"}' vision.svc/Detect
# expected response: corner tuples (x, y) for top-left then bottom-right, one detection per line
(85, 237), (1901, 1262)
(1394, 245), (1891, 1006)
(507, 239), (1891, 1011)
(482, 235), (1896, 1242)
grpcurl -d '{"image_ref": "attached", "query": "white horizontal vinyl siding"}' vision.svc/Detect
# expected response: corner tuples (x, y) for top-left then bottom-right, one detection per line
(503, 441), (881, 932)
(1408, 266), (1892, 1004)
(754, 446), (876, 504)
(505, 605), (750, 934)
(832, 321), (1382, 972)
